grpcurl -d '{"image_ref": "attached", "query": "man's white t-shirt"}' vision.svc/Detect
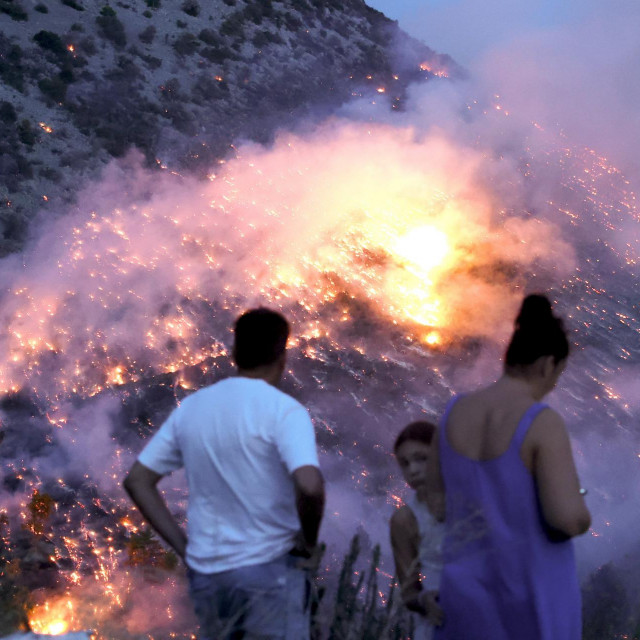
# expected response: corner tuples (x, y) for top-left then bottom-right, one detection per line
(138, 376), (319, 574)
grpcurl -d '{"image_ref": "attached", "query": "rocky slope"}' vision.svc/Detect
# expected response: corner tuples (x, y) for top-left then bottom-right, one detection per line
(0, 0), (457, 254)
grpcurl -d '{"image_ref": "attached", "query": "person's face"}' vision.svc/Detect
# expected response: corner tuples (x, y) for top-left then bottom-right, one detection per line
(395, 440), (431, 491)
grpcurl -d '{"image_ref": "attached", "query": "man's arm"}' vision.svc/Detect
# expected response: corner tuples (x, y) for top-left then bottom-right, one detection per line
(292, 465), (325, 553)
(123, 461), (187, 560)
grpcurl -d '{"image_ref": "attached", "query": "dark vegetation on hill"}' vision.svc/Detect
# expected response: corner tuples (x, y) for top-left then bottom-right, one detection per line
(0, 0), (457, 255)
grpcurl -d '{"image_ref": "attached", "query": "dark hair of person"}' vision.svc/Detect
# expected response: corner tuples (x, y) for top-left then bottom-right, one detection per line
(233, 308), (290, 370)
(505, 294), (569, 368)
(394, 420), (436, 453)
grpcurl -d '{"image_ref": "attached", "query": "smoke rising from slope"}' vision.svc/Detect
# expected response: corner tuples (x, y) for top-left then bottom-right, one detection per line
(381, 0), (640, 180)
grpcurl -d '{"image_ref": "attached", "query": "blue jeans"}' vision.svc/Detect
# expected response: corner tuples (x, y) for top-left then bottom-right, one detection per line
(187, 552), (311, 640)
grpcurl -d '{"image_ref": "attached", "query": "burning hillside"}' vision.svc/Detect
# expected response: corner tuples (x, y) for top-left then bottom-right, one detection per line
(0, 105), (638, 636)
(1, 0), (640, 637)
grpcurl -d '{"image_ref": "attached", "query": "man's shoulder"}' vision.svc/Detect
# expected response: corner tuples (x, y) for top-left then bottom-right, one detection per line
(187, 377), (306, 412)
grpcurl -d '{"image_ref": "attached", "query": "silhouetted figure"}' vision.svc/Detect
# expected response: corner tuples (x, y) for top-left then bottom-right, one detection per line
(124, 308), (325, 640)
(431, 294), (591, 640)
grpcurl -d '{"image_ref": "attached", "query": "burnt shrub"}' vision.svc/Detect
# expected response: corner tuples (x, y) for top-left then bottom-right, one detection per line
(17, 119), (36, 146)
(141, 53), (161, 69)
(33, 30), (66, 56)
(105, 54), (141, 81)
(220, 12), (243, 37)
(139, 25), (156, 44)
(191, 73), (228, 103)
(60, 0), (84, 10)
(0, 101), (17, 124)
(159, 76), (181, 101)
(38, 76), (68, 103)
(71, 53), (87, 67)
(14, 154), (32, 179)
(243, 2), (264, 25)
(161, 103), (195, 135)
(283, 11), (302, 30)
(0, 0), (28, 21)
(173, 32), (199, 56)
(38, 166), (62, 181)
(0, 43), (25, 92)
(70, 22), (83, 31)
(0, 207), (29, 255)
(142, 9), (151, 17)
(96, 6), (126, 48)
(197, 28), (219, 46)
(252, 29), (283, 48)
(70, 82), (158, 160)
(58, 67), (74, 83)
(181, 0), (198, 17)
(145, 0), (160, 6)
(35, 3), (48, 12)
(198, 46), (228, 64)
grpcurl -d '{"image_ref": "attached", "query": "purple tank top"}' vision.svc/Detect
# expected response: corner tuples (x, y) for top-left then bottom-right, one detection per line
(434, 397), (581, 640)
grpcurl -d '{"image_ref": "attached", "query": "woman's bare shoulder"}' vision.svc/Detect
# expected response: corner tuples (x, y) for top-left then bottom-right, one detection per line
(529, 406), (566, 440)
(390, 504), (418, 529)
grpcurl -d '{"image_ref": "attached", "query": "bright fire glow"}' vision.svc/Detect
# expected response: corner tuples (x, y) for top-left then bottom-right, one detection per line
(29, 598), (74, 635)
(419, 61), (449, 78)
(0, 123), (574, 400)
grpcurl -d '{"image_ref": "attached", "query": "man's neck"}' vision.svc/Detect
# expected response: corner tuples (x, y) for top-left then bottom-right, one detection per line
(236, 364), (282, 386)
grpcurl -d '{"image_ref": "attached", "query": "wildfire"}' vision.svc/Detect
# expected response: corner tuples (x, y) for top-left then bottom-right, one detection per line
(0, 112), (637, 639)
(29, 597), (74, 635)
(419, 61), (449, 78)
(0, 123), (579, 400)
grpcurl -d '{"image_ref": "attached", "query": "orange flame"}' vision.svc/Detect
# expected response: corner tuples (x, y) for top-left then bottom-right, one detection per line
(29, 597), (75, 635)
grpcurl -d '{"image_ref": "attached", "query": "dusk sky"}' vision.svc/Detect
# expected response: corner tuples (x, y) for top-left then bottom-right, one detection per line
(366, 0), (632, 65)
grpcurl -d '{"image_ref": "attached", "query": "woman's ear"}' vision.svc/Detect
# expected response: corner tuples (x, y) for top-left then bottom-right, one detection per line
(541, 355), (556, 379)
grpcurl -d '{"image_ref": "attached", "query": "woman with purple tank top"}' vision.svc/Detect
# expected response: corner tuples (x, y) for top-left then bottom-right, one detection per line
(431, 294), (591, 640)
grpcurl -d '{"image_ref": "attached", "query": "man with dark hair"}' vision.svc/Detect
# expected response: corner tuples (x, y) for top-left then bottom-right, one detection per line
(123, 308), (325, 639)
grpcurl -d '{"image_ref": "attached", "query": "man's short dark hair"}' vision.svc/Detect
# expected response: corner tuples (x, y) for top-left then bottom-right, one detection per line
(233, 308), (290, 370)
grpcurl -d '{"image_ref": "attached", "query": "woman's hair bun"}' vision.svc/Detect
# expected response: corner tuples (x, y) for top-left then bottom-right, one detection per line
(515, 294), (554, 329)
(505, 292), (569, 367)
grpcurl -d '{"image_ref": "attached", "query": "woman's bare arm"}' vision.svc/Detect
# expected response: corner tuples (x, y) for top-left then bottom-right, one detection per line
(531, 409), (591, 538)
(390, 505), (423, 611)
